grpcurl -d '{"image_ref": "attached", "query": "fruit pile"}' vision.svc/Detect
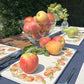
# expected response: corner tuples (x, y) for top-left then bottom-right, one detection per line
(40, 36), (65, 55)
(23, 11), (55, 39)
(20, 36), (65, 74)
(23, 36), (65, 56)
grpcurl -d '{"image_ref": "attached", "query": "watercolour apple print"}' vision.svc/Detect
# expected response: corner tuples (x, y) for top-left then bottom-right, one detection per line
(0, 47), (76, 84)
(0, 44), (20, 56)
(0, 44), (21, 64)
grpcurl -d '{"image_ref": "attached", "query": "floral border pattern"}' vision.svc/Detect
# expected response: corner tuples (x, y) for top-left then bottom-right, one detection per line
(9, 48), (74, 84)
(62, 33), (84, 42)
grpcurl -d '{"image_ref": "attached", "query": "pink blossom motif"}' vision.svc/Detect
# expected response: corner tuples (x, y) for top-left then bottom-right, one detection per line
(0, 49), (5, 51)
(8, 48), (16, 51)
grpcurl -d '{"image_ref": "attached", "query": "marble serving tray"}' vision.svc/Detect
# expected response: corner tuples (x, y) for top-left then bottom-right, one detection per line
(1, 47), (76, 84)
(0, 44), (22, 64)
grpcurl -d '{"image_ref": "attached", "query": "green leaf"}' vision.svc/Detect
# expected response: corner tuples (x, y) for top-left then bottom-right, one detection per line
(44, 50), (49, 56)
(23, 45), (50, 56)
(22, 45), (36, 53)
(37, 51), (44, 55)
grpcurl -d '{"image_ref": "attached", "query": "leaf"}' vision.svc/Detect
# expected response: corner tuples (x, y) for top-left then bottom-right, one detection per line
(44, 50), (49, 56)
(22, 45), (37, 53)
(37, 51), (44, 55)
(23, 45), (50, 56)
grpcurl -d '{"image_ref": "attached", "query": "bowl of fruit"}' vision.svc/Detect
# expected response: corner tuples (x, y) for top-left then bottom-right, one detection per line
(20, 11), (56, 44)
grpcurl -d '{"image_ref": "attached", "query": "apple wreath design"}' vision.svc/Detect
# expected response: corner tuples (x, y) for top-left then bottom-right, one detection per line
(9, 48), (73, 84)
(62, 33), (83, 42)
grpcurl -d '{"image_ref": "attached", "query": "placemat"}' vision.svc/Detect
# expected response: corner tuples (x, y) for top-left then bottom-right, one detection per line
(0, 44), (22, 64)
(1, 47), (76, 84)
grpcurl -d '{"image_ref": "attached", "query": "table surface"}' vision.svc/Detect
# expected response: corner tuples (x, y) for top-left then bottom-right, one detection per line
(0, 32), (84, 84)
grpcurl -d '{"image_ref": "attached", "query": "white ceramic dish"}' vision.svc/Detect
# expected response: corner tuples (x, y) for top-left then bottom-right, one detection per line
(1, 47), (76, 84)
(0, 44), (22, 64)
(60, 31), (84, 46)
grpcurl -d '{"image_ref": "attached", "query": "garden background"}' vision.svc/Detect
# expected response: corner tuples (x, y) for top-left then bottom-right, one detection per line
(0, 0), (84, 38)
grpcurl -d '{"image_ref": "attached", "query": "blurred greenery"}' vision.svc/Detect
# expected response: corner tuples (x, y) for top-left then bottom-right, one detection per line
(0, 0), (84, 38)
(0, 0), (57, 38)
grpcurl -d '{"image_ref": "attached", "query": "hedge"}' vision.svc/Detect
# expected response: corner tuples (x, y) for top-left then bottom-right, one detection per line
(0, 0), (83, 38)
(0, 0), (60, 38)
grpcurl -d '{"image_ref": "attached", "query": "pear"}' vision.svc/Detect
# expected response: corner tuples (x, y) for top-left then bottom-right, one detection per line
(63, 27), (79, 38)
(63, 28), (69, 33)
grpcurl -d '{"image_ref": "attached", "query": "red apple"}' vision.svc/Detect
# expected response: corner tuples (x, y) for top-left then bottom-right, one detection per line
(33, 16), (37, 22)
(52, 36), (65, 48)
(24, 16), (34, 23)
(23, 21), (41, 34)
(20, 53), (39, 74)
(40, 22), (51, 35)
(29, 21), (41, 34)
(47, 13), (55, 22)
(36, 11), (49, 24)
(39, 36), (51, 47)
(32, 32), (42, 39)
(23, 22), (31, 34)
(46, 40), (62, 55)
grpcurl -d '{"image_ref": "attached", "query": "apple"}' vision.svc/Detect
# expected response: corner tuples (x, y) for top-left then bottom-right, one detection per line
(23, 21), (41, 34)
(23, 22), (31, 34)
(47, 13), (55, 23)
(36, 11), (49, 24)
(39, 36), (51, 47)
(33, 16), (37, 22)
(24, 16), (34, 23)
(40, 22), (51, 35)
(46, 40), (62, 55)
(32, 32), (42, 39)
(52, 36), (65, 48)
(29, 21), (41, 34)
(20, 53), (39, 74)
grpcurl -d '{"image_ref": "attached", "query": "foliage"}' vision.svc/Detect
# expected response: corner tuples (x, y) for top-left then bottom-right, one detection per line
(47, 3), (69, 21)
(1, 0), (83, 38)
(23, 45), (49, 56)
(0, 0), (58, 38)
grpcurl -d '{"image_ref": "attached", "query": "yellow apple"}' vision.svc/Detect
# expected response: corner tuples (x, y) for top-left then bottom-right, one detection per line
(36, 11), (49, 24)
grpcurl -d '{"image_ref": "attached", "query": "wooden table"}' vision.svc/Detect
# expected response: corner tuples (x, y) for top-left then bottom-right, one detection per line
(0, 33), (32, 49)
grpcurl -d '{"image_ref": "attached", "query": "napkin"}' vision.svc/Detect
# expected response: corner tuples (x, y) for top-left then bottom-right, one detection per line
(75, 63), (84, 84)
